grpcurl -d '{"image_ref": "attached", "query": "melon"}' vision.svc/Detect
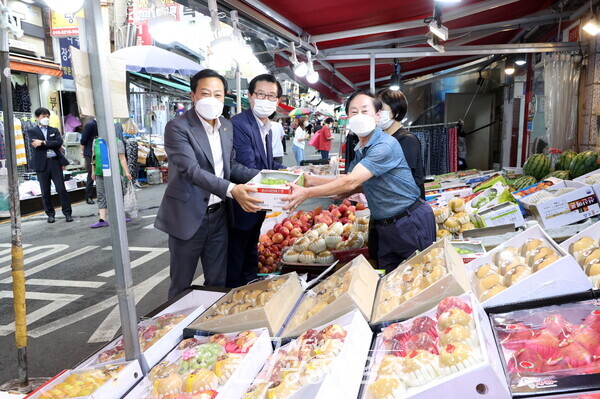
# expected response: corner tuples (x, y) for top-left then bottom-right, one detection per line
(513, 176), (538, 191)
(569, 151), (599, 179)
(555, 150), (577, 171)
(523, 153), (550, 181)
(543, 170), (570, 180)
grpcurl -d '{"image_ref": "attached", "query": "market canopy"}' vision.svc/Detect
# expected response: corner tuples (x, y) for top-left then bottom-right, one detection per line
(112, 45), (203, 76)
(201, 0), (583, 101)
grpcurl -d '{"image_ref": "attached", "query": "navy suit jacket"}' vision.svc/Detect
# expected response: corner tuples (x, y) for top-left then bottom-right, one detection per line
(28, 125), (69, 172)
(231, 109), (285, 230)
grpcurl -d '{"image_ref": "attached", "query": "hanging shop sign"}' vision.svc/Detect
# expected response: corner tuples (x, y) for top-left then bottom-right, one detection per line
(59, 37), (80, 80)
(127, 0), (182, 45)
(7, 0), (46, 57)
(50, 10), (84, 37)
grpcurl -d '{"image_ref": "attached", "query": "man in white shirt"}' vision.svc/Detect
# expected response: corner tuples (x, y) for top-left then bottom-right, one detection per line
(270, 114), (285, 164)
(154, 69), (262, 299)
(228, 74), (285, 287)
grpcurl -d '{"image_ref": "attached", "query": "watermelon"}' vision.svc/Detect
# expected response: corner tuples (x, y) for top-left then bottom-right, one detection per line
(513, 176), (538, 191)
(523, 154), (551, 180)
(555, 150), (577, 171)
(543, 170), (570, 180)
(570, 151), (600, 178)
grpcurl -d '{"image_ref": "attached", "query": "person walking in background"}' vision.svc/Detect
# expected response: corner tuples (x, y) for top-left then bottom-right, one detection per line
(292, 116), (309, 165)
(29, 107), (72, 223)
(228, 74), (285, 287)
(81, 118), (98, 204)
(280, 117), (288, 155)
(270, 113), (285, 165)
(318, 117), (334, 159)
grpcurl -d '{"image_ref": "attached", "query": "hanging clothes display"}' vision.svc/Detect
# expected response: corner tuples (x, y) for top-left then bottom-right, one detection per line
(20, 116), (35, 170)
(0, 120), (5, 160)
(14, 118), (27, 166)
(12, 83), (31, 113)
(125, 138), (139, 184)
(448, 127), (458, 173)
(409, 123), (459, 176)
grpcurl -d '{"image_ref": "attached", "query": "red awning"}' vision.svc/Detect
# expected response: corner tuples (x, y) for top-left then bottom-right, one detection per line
(277, 102), (294, 113)
(10, 55), (62, 77)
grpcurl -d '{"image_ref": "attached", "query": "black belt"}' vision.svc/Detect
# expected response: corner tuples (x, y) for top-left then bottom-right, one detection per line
(207, 202), (223, 213)
(374, 199), (423, 226)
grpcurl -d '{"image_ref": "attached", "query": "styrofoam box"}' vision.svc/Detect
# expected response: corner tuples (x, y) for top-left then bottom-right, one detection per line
(520, 181), (600, 229)
(574, 169), (600, 199)
(246, 170), (304, 211)
(251, 309), (372, 399)
(559, 219), (600, 288)
(78, 290), (214, 370)
(361, 293), (511, 399)
(472, 201), (525, 228)
(280, 255), (379, 338)
(187, 273), (303, 335)
(466, 224), (593, 308)
(26, 361), (142, 399)
(124, 328), (273, 399)
(370, 239), (471, 324)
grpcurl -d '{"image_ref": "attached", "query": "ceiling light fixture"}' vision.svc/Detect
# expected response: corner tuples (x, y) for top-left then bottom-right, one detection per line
(583, 0), (600, 36)
(505, 58), (515, 75)
(427, 36), (445, 53)
(515, 54), (527, 66)
(389, 59), (401, 91)
(290, 42), (308, 77)
(306, 52), (319, 84)
(435, 0), (461, 2)
(426, 2), (449, 41)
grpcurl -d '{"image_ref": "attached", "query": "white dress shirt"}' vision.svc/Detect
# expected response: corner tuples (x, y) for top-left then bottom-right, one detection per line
(40, 125), (57, 158)
(197, 113), (235, 206)
(253, 113), (272, 155)
(270, 121), (285, 158)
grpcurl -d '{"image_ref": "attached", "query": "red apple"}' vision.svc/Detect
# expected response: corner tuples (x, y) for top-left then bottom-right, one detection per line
(338, 204), (348, 214)
(342, 199), (351, 207)
(329, 204), (336, 211)
(259, 234), (271, 243)
(280, 227), (290, 237)
(340, 217), (350, 225)
(301, 225), (308, 233)
(265, 256), (275, 266)
(281, 239), (289, 247)
(290, 227), (302, 237)
(271, 244), (281, 251)
(356, 202), (366, 211)
(272, 233), (284, 244)
(259, 255), (266, 263)
(307, 211), (315, 219)
(331, 209), (342, 219)
(289, 237), (297, 246)
(283, 221), (294, 231)
(258, 244), (265, 252)
(274, 224), (283, 233)
(299, 215), (309, 224)
(263, 240), (272, 248)
(267, 229), (275, 238)
(348, 205), (356, 212)
(282, 218), (291, 225)
(259, 267), (269, 274)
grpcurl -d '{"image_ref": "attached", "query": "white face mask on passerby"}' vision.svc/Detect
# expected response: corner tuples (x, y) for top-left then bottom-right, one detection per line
(40, 117), (50, 126)
(349, 113), (377, 137)
(252, 99), (277, 118)
(377, 110), (394, 130)
(195, 97), (224, 120)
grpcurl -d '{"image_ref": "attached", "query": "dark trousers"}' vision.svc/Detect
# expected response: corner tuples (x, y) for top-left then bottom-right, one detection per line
(376, 203), (436, 273)
(282, 138), (287, 153)
(84, 155), (94, 199)
(274, 156), (284, 164)
(167, 205), (227, 299)
(226, 212), (266, 288)
(36, 158), (72, 217)
(320, 150), (329, 159)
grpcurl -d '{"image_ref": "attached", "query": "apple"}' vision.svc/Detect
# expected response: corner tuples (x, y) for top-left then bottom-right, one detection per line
(280, 227), (290, 237)
(342, 199), (351, 207)
(356, 202), (366, 211)
(301, 225), (308, 233)
(331, 209), (342, 219)
(299, 214), (309, 224)
(281, 239), (289, 247)
(283, 221), (294, 231)
(259, 234), (271, 243)
(314, 205), (323, 215)
(274, 224), (283, 233)
(264, 240), (272, 248)
(307, 211), (315, 219)
(329, 204), (336, 211)
(282, 218), (291, 225)
(348, 205), (356, 212)
(340, 217), (350, 225)
(347, 213), (356, 221)
(267, 229), (275, 238)
(271, 244), (281, 251)
(290, 227), (302, 237)
(338, 204), (348, 214)
(289, 237), (297, 246)
(258, 244), (265, 252)
(272, 233), (284, 244)
(259, 267), (269, 274)
(265, 256), (275, 266)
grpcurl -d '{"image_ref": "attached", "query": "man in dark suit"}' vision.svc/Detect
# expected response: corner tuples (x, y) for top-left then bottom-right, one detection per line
(154, 69), (262, 299)
(29, 107), (72, 223)
(227, 74), (286, 287)
(80, 118), (98, 204)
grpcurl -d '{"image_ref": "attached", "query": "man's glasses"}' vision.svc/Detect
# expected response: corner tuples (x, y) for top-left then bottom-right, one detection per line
(254, 92), (278, 101)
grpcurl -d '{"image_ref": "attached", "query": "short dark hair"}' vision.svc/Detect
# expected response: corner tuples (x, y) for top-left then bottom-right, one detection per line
(345, 89), (382, 115)
(324, 117), (334, 124)
(248, 74), (282, 98)
(378, 89), (408, 121)
(268, 112), (277, 120)
(190, 69), (228, 93)
(35, 107), (50, 117)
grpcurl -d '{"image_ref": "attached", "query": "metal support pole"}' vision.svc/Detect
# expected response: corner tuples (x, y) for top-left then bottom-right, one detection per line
(235, 62), (242, 114)
(0, 24), (28, 389)
(369, 54), (375, 93)
(83, 0), (142, 369)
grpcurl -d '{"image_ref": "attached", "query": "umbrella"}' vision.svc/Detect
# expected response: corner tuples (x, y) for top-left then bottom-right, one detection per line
(338, 115), (349, 120)
(289, 107), (313, 117)
(111, 45), (203, 75)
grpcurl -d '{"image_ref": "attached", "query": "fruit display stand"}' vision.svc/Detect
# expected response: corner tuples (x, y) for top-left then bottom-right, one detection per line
(466, 225), (593, 309)
(559, 220), (600, 289)
(361, 294), (511, 399)
(124, 328), (273, 399)
(245, 309), (372, 399)
(77, 290), (213, 371)
(574, 170), (600, 200)
(487, 294), (600, 397)
(186, 274), (303, 336)
(280, 255), (379, 338)
(370, 239), (470, 324)
(25, 361), (142, 399)
(519, 181), (600, 229)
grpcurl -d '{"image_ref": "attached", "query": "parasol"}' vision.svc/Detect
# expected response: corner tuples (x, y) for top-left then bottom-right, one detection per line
(289, 107), (313, 117)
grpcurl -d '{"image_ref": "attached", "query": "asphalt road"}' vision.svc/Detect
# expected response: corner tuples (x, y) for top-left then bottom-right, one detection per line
(0, 132), (342, 386)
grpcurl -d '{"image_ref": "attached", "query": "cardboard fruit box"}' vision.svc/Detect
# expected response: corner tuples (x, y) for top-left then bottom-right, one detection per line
(370, 239), (471, 324)
(471, 201), (525, 229)
(246, 170), (304, 211)
(559, 219), (600, 289)
(466, 224), (592, 309)
(574, 169), (600, 199)
(280, 255), (379, 338)
(186, 273), (303, 336)
(361, 293), (511, 399)
(519, 181), (600, 229)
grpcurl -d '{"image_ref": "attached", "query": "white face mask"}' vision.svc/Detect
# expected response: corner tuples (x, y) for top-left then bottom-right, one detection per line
(349, 114), (376, 137)
(195, 97), (223, 120)
(252, 98), (277, 118)
(40, 117), (50, 126)
(378, 110), (394, 130)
